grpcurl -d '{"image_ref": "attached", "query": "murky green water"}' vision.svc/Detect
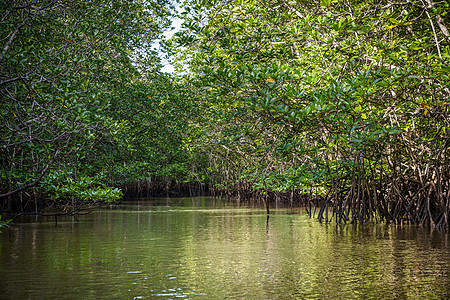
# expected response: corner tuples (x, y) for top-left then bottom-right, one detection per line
(0, 197), (449, 299)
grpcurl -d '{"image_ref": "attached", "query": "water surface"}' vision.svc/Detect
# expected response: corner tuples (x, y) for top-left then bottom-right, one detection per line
(0, 197), (449, 299)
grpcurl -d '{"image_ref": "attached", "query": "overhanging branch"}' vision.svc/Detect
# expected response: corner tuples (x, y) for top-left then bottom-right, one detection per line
(0, 150), (59, 199)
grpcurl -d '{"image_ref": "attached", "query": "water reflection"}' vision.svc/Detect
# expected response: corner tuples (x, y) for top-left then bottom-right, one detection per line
(0, 197), (449, 299)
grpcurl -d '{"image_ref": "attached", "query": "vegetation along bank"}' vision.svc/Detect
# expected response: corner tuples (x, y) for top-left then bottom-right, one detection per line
(1, 0), (449, 229)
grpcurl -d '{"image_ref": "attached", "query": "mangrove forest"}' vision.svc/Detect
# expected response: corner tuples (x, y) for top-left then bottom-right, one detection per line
(1, 0), (450, 230)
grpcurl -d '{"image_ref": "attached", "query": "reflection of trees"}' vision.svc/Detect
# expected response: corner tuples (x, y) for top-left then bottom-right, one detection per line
(0, 207), (449, 298)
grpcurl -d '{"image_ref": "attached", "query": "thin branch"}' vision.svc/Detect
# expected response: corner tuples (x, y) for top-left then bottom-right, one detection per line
(0, 75), (28, 86)
(0, 150), (59, 199)
(278, 0), (304, 18)
(426, 10), (442, 60)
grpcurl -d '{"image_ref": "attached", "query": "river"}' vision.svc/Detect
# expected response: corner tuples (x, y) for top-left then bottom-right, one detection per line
(0, 197), (449, 299)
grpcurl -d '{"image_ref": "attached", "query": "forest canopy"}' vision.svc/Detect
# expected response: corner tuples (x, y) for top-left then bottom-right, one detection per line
(1, 0), (449, 229)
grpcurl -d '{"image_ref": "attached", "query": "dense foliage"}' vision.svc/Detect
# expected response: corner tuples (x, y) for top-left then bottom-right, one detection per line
(1, 0), (449, 229)
(172, 0), (450, 228)
(0, 0), (193, 214)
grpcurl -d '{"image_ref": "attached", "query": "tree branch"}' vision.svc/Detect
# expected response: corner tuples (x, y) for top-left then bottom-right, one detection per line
(0, 150), (59, 199)
(0, 75), (27, 86)
(425, 10), (442, 61)
(278, 0), (304, 18)
(426, 0), (450, 42)
(1, 20), (27, 58)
